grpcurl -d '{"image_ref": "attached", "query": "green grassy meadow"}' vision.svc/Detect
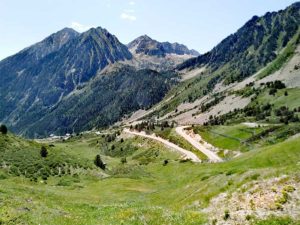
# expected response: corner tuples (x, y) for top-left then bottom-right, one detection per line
(1, 128), (300, 224)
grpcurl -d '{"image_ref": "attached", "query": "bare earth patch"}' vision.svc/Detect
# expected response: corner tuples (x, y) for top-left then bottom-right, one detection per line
(203, 175), (300, 225)
(257, 45), (300, 88)
(172, 95), (251, 125)
(180, 66), (206, 81)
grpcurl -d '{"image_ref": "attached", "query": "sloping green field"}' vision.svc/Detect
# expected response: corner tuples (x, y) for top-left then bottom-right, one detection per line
(1, 131), (300, 224)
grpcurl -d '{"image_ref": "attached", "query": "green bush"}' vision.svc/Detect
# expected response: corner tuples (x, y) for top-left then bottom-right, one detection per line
(283, 185), (295, 193)
(57, 176), (80, 186)
(223, 210), (230, 220)
(246, 215), (253, 221)
(275, 191), (289, 205)
(250, 173), (260, 180)
(121, 157), (127, 164)
(0, 172), (8, 180)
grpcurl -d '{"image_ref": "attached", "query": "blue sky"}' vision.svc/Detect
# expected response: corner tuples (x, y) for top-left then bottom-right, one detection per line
(0, 0), (297, 60)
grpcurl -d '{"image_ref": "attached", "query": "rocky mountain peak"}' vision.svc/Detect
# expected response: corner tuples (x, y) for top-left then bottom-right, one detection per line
(128, 35), (199, 57)
(19, 27), (79, 60)
(134, 35), (153, 42)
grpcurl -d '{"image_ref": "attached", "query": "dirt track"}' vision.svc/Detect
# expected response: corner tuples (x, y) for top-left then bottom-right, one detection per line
(124, 128), (201, 163)
(175, 126), (223, 163)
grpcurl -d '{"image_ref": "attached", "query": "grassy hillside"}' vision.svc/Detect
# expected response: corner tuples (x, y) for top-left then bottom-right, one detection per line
(0, 132), (96, 181)
(1, 129), (300, 224)
(194, 124), (268, 152)
(256, 88), (300, 110)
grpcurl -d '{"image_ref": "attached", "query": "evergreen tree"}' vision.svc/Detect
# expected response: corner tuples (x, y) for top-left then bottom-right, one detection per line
(163, 159), (169, 166)
(40, 146), (48, 158)
(94, 154), (106, 170)
(0, 124), (8, 134)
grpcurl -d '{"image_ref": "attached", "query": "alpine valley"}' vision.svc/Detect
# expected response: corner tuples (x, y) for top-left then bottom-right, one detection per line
(0, 2), (300, 225)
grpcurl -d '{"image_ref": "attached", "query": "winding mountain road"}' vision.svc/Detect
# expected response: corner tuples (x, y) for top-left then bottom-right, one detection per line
(175, 126), (223, 163)
(124, 128), (201, 163)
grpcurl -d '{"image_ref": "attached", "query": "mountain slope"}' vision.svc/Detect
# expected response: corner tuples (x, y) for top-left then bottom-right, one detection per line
(0, 28), (79, 88)
(134, 2), (300, 121)
(0, 27), (137, 136)
(21, 66), (177, 137)
(178, 2), (300, 84)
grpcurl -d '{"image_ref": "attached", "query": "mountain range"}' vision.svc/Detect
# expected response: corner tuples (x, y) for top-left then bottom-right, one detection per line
(0, 2), (299, 138)
(0, 26), (194, 137)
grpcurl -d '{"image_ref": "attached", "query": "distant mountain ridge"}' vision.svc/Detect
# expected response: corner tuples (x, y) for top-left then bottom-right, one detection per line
(124, 35), (199, 71)
(128, 35), (199, 57)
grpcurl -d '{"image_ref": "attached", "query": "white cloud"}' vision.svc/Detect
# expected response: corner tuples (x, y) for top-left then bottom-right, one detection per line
(120, 12), (137, 21)
(71, 22), (93, 32)
(124, 9), (135, 13)
(120, 2), (137, 22)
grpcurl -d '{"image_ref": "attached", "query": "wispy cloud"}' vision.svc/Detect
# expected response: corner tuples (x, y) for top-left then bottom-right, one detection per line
(120, 1), (137, 21)
(120, 12), (137, 21)
(71, 22), (94, 32)
(124, 9), (135, 13)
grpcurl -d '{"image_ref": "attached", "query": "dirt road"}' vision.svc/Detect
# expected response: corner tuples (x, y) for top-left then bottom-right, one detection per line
(175, 126), (223, 163)
(124, 128), (201, 163)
